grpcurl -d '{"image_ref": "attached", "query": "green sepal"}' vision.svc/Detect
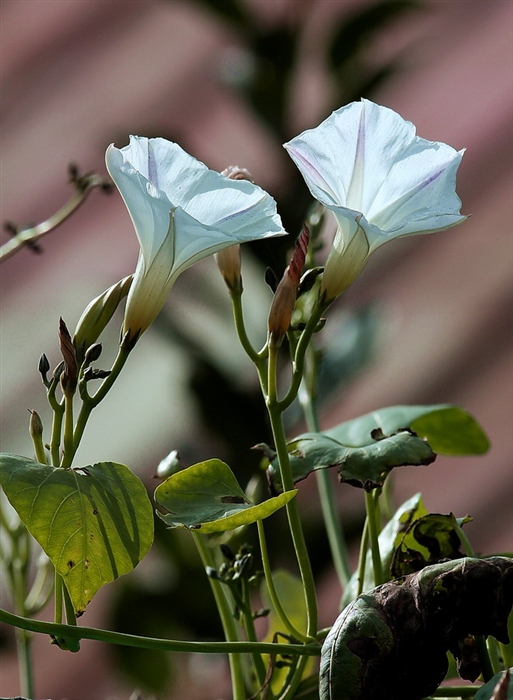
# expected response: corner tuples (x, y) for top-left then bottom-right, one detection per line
(0, 453), (154, 614)
(155, 459), (296, 533)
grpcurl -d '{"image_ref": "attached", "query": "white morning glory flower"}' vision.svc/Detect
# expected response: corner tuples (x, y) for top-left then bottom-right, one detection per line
(284, 99), (466, 303)
(106, 136), (286, 346)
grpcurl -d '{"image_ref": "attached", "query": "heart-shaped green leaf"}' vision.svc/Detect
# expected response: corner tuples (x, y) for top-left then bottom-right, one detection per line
(0, 453), (154, 614)
(155, 459), (296, 532)
(267, 429), (436, 492)
(325, 404), (489, 455)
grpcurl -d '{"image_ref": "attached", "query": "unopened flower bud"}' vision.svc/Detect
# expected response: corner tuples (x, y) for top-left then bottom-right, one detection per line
(84, 343), (102, 365)
(215, 245), (242, 293)
(268, 226), (309, 345)
(58, 317), (78, 396)
(221, 165), (254, 182)
(73, 276), (132, 363)
(156, 450), (183, 479)
(28, 409), (43, 438)
(38, 354), (51, 385)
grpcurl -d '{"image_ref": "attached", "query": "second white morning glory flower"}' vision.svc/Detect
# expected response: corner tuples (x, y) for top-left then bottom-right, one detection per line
(284, 99), (466, 302)
(106, 136), (286, 346)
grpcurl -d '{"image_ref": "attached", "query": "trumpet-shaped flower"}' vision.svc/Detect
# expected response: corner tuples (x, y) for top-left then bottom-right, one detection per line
(284, 99), (466, 303)
(106, 136), (286, 346)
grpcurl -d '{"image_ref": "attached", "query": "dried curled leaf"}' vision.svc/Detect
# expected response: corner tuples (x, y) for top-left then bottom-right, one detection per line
(320, 557), (513, 700)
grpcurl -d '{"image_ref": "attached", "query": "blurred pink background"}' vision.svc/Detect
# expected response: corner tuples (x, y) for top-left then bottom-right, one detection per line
(1, 0), (512, 698)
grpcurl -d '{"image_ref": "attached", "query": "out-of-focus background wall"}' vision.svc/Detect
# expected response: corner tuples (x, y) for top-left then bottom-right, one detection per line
(1, 1), (512, 698)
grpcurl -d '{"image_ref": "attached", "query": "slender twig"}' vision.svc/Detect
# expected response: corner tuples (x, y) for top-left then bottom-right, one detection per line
(0, 173), (111, 263)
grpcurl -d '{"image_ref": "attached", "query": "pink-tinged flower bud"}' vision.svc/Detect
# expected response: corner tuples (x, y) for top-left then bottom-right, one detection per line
(215, 245), (242, 293)
(268, 226), (309, 345)
(58, 317), (78, 396)
(220, 165), (254, 182)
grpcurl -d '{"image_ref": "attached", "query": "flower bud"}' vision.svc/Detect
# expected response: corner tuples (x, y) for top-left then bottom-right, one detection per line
(268, 226), (309, 345)
(84, 343), (102, 365)
(215, 245), (242, 293)
(73, 275), (132, 362)
(58, 317), (77, 396)
(28, 409), (43, 438)
(38, 353), (51, 385)
(220, 165), (254, 182)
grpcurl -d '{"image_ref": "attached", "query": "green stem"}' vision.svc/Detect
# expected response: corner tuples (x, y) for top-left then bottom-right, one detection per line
(279, 303), (326, 412)
(193, 533), (246, 700)
(11, 533), (34, 699)
(267, 345), (318, 638)
(0, 607), (321, 657)
(231, 289), (265, 365)
(257, 520), (309, 643)
(49, 401), (64, 467)
(475, 634), (495, 682)
(61, 346), (130, 468)
(61, 393), (75, 467)
(300, 354), (351, 589)
(54, 571), (63, 625)
(240, 577), (268, 688)
(277, 656), (310, 700)
(356, 518), (370, 596)
(364, 489), (384, 587)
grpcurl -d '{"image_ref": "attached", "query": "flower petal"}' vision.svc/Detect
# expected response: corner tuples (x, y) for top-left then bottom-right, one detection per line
(106, 142), (173, 266)
(285, 99), (466, 253)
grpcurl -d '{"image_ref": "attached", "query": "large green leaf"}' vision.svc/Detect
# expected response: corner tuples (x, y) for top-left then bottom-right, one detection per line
(267, 429), (435, 493)
(0, 454), (154, 614)
(324, 404), (489, 455)
(155, 459), (296, 532)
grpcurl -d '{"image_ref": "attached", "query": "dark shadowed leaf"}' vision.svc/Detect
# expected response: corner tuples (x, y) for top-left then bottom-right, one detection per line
(391, 512), (472, 577)
(321, 558), (513, 700)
